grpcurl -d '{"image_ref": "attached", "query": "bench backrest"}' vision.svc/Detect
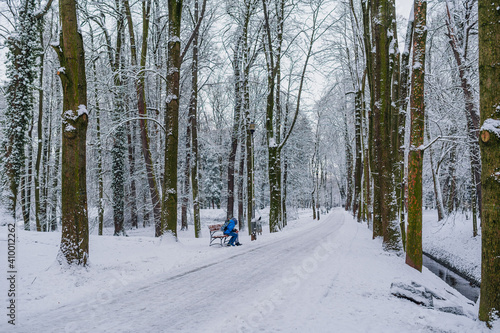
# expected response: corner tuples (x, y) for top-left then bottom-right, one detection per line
(208, 224), (223, 232)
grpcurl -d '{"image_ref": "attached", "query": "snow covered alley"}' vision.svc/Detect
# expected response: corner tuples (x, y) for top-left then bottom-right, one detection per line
(0, 209), (486, 332)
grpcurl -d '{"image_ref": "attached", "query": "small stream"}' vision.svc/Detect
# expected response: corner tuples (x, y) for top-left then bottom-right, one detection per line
(423, 253), (480, 302)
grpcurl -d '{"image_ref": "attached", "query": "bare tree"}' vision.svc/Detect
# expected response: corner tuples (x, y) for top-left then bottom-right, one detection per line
(53, 0), (89, 265)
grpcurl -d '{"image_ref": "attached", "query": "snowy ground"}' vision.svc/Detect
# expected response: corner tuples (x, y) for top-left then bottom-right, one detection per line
(423, 210), (481, 284)
(0, 208), (492, 332)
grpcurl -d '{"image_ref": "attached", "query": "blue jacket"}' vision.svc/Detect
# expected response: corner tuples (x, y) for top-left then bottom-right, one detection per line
(224, 218), (237, 235)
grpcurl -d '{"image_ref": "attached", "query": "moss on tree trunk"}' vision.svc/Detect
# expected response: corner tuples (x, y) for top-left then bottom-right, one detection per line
(54, 0), (89, 265)
(162, 0), (183, 239)
(478, 0), (500, 324)
(405, 0), (427, 272)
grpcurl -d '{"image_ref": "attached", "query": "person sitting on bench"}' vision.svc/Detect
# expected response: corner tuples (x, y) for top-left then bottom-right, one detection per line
(225, 217), (242, 246)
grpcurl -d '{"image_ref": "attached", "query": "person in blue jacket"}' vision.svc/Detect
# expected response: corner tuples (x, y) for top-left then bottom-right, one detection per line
(224, 217), (242, 246)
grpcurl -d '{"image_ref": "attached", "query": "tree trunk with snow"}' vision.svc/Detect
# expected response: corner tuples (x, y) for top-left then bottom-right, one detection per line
(227, 36), (242, 221)
(262, 0), (282, 232)
(344, 111), (353, 212)
(397, 9), (414, 249)
(406, 0), (427, 272)
(53, 0), (89, 265)
(189, 0), (201, 238)
(242, 1), (255, 232)
(370, 0), (401, 251)
(425, 114), (445, 221)
(181, 120), (191, 231)
(2, 0), (39, 222)
(478, 0), (500, 324)
(162, 0), (183, 238)
(124, 0), (161, 236)
(127, 122), (138, 229)
(89, 35), (104, 235)
(111, 1), (126, 237)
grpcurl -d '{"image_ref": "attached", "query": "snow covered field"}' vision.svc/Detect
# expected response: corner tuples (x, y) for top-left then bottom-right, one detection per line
(0, 208), (491, 332)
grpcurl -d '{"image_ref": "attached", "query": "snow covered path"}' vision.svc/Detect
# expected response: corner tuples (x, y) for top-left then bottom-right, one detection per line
(8, 209), (484, 332)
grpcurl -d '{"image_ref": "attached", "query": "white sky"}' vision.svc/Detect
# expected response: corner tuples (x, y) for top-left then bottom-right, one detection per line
(0, 1), (417, 91)
(396, 0), (413, 20)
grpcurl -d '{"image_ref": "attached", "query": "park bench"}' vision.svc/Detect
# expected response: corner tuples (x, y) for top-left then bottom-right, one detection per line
(208, 224), (229, 246)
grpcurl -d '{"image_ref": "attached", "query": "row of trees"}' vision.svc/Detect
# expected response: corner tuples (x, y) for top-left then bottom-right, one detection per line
(1, 0), (500, 324)
(1, 0), (333, 260)
(334, 0), (500, 324)
(333, 0), (480, 256)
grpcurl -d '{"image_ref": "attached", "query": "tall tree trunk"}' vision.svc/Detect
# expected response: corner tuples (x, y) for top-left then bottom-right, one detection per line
(478, 0), (500, 323)
(227, 37), (242, 221)
(49, 133), (60, 232)
(162, 0), (183, 238)
(444, 144), (458, 214)
(238, 141), (245, 226)
(127, 122), (138, 229)
(425, 114), (445, 221)
(361, 1), (374, 217)
(242, 0), (256, 233)
(33, 28), (47, 232)
(243, 45), (252, 234)
(22, 112), (34, 229)
(124, 0), (161, 236)
(181, 120), (191, 231)
(90, 33), (104, 235)
(3, 0), (38, 221)
(344, 111), (353, 211)
(348, 0), (363, 220)
(53, 0), (89, 265)
(127, 124), (139, 229)
(370, 0), (400, 251)
(406, 0), (427, 272)
(397, 8), (414, 249)
(353, 90), (363, 220)
(96, 106), (104, 235)
(112, 0), (126, 237)
(189, 1), (201, 237)
(41, 113), (50, 230)
(48, 62), (60, 232)
(361, 75), (371, 225)
(262, 0), (281, 233)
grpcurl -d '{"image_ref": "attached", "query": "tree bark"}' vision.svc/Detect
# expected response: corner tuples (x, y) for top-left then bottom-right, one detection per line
(189, 0), (201, 237)
(478, 0), (500, 324)
(227, 36), (242, 221)
(90, 33), (104, 235)
(127, 122), (138, 229)
(238, 138), (245, 226)
(181, 119), (191, 231)
(162, 0), (183, 238)
(425, 114), (445, 221)
(243, 3), (253, 232)
(124, 0), (161, 236)
(3, 0), (38, 222)
(370, 0), (400, 251)
(406, 0), (427, 272)
(344, 111), (353, 211)
(112, 0), (126, 236)
(53, 0), (89, 265)
(397, 9), (414, 249)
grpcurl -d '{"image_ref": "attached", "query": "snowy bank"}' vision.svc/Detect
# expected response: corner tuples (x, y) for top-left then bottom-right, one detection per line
(422, 210), (481, 284)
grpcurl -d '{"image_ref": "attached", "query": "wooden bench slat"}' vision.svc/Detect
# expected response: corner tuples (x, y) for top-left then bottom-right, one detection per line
(208, 224), (229, 246)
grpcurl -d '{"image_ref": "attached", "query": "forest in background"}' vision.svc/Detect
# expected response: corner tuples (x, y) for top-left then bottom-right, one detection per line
(1, 0), (500, 324)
